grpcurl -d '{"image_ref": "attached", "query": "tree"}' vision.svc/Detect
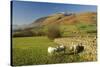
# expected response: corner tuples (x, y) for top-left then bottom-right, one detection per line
(47, 25), (61, 40)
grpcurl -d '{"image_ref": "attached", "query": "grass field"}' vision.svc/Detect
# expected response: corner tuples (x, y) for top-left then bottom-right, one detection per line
(12, 36), (55, 65)
(11, 5), (97, 66)
(12, 36), (97, 66)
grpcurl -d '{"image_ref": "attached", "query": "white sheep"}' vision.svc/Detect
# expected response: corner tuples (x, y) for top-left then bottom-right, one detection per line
(70, 44), (78, 54)
(48, 45), (66, 55)
(56, 45), (66, 53)
(48, 47), (57, 55)
(70, 43), (84, 54)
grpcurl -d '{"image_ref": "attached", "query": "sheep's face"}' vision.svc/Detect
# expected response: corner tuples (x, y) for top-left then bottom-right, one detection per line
(48, 47), (57, 55)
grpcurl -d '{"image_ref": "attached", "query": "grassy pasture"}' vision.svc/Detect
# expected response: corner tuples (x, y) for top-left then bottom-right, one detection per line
(59, 24), (96, 37)
(12, 36), (97, 66)
(12, 36), (55, 65)
(12, 11), (97, 66)
(12, 22), (97, 66)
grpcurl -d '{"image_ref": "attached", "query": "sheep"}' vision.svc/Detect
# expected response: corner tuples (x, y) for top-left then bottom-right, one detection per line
(48, 47), (57, 55)
(70, 43), (84, 54)
(48, 45), (66, 55)
(56, 45), (66, 53)
(70, 44), (78, 54)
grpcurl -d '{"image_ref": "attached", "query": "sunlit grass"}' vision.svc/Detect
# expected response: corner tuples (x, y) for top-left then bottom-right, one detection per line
(12, 36), (97, 66)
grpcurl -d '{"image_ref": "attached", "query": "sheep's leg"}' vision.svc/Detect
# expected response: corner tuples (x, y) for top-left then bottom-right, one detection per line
(74, 49), (78, 55)
(64, 49), (66, 54)
(74, 52), (76, 55)
(64, 49), (65, 54)
(74, 49), (76, 55)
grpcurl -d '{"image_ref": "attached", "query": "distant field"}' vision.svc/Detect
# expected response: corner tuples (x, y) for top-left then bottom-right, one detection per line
(59, 23), (96, 36)
(12, 36), (97, 66)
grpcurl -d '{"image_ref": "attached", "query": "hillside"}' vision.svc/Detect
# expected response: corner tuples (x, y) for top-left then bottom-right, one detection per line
(32, 12), (97, 26)
(13, 12), (97, 31)
(12, 12), (97, 37)
(76, 12), (97, 24)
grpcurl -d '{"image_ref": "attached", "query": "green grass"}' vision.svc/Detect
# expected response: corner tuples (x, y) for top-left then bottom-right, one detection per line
(15, 22), (96, 37)
(12, 36), (86, 66)
(76, 23), (97, 33)
(59, 23), (96, 36)
(12, 36), (54, 65)
(12, 23), (97, 66)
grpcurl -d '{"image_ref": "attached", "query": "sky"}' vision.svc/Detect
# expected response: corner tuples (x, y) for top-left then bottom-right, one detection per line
(12, 1), (97, 25)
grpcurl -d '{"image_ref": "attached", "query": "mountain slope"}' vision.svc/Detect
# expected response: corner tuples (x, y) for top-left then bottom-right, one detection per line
(13, 12), (97, 31)
(31, 12), (96, 26)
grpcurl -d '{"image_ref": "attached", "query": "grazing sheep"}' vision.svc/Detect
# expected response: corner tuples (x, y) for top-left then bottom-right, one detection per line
(70, 43), (84, 54)
(48, 45), (66, 55)
(70, 44), (78, 54)
(48, 47), (57, 55)
(56, 45), (66, 53)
